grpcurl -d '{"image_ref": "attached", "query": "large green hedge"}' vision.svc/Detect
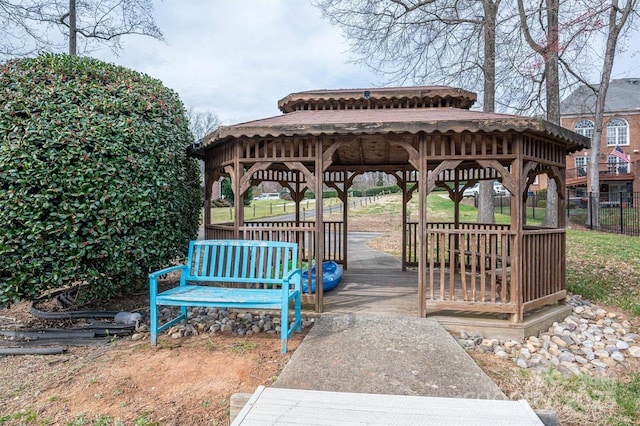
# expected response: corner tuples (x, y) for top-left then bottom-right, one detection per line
(0, 54), (202, 305)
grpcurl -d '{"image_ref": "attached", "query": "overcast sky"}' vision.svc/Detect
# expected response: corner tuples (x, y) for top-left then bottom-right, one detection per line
(97, 1), (378, 125)
(96, 1), (639, 126)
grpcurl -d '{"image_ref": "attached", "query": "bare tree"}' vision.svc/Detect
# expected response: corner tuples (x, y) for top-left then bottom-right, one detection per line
(581, 0), (638, 227)
(0, 2), (57, 56)
(519, 0), (638, 228)
(187, 108), (222, 144)
(517, 0), (562, 227)
(316, 1), (491, 97)
(0, 0), (163, 58)
(315, 0), (505, 223)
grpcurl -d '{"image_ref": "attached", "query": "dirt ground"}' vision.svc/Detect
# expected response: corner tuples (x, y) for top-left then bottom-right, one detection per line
(0, 299), (308, 426)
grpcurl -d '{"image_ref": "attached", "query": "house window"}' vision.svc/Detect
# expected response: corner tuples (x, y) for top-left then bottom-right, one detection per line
(574, 119), (594, 139)
(607, 155), (630, 174)
(606, 118), (629, 146)
(575, 155), (590, 177)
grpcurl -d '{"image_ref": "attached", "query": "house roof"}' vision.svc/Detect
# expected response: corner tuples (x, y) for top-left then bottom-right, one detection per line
(199, 107), (589, 154)
(561, 78), (640, 116)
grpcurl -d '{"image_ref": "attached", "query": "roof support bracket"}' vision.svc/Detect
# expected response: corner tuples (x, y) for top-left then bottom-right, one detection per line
(427, 160), (462, 193)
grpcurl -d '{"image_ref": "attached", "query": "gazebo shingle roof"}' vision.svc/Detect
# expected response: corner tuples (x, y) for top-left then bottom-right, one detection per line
(201, 108), (589, 153)
(278, 86), (477, 112)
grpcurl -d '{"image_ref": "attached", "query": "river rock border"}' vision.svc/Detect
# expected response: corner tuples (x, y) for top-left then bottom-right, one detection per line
(132, 306), (315, 341)
(455, 295), (640, 376)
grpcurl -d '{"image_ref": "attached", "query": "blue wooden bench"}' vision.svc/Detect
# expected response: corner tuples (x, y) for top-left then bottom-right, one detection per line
(149, 240), (302, 353)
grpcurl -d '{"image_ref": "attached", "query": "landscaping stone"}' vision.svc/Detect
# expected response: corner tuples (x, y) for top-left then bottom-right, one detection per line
(149, 306), (314, 341)
(454, 295), (639, 377)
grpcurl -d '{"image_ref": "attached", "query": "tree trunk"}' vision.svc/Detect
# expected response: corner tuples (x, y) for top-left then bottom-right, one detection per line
(68, 0), (77, 55)
(587, 0), (635, 229)
(543, 179), (558, 227)
(482, 0), (497, 113)
(544, 0), (560, 125)
(477, 0), (498, 224)
(543, 0), (560, 227)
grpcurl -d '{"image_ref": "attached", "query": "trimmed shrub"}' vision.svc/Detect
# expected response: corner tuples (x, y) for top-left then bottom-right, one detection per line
(211, 199), (232, 208)
(351, 184), (401, 197)
(221, 177), (253, 205)
(0, 54), (202, 305)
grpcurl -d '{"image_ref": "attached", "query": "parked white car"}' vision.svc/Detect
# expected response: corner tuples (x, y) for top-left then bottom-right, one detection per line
(463, 183), (479, 197)
(493, 182), (507, 196)
(255, 193), (280, 200)
(462, 182), (507, 197)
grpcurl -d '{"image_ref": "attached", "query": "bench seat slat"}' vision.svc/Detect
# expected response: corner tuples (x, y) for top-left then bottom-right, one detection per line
(156, 286), (296, 308)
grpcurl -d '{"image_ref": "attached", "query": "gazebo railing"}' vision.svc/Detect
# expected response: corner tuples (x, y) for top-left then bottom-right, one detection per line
(422, 224), (566, 317)
(405, 222), (511, 268)
(521, 228), (566, 312)
(424, 226), (516, 314)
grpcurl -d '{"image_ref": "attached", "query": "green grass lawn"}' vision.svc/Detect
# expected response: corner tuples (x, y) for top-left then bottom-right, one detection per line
(566, 229), (640, 316)
(209, 198), (341, 223)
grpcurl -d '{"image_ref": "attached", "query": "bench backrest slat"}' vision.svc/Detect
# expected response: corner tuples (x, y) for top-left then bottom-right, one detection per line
(186, 240), (299, 287)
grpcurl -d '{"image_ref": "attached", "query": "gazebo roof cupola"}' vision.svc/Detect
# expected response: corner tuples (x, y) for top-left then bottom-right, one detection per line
(278, 86), (477, 113)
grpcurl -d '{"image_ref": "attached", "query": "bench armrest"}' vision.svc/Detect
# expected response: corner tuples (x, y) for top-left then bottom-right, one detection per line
(149, 264), (188, 281)
(283, 268), (302, 293)
(149, 264), (189, 294)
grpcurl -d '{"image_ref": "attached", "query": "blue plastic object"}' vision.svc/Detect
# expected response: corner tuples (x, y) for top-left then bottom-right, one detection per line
(302, 261), (343, 293)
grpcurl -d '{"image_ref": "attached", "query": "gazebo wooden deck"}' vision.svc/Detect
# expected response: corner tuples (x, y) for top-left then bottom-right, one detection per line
(194, 86), (589, 331)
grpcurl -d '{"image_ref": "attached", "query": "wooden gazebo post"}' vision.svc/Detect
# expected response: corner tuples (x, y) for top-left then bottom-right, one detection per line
(314, 136), (325, 313)
(418, 134), (428, 318)
(511, 135), (525, 323)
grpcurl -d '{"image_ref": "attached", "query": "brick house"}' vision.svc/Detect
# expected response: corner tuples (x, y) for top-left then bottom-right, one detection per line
(561, 78), (640, 198)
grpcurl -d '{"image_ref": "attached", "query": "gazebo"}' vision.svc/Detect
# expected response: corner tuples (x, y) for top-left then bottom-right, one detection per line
(195, 86), (589, 335)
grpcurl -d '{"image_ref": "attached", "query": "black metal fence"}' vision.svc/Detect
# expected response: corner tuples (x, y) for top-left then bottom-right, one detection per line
(471, 192), (548, 221)
(567, 190), (640, 236)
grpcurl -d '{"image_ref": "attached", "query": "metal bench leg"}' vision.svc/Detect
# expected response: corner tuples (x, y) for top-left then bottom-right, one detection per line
(295, 294), (302, 333)
(150, 306), (158, 345)
(149, 277), (158, 345)
(281, 300), (289, 353)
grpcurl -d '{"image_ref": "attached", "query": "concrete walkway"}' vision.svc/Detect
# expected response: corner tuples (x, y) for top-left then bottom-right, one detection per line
(274, 232), (507, 400)
(274, 313), (506, 400)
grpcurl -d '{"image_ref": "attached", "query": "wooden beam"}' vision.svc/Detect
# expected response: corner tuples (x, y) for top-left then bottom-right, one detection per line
(426, 160), (462, 193)
(548, 166), (565, 200)
(476, 159), (516, 195)
(426, 301), (517, 314)
(239, 161), (272, 195)
(521, 161), (539, 196)
(510, 136), (524, 323)
(287, 161), (317, 191)
(341, 174), (349, 270)
(390, 139), (420, 170)
(322, 139), (351, 171)
(401, 170), (408, 270)
(523, 291), (566, 312)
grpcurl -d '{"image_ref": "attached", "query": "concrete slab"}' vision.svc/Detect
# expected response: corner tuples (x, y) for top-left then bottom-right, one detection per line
(233, 386), (542, 426)
(274, 313), (506, 400)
